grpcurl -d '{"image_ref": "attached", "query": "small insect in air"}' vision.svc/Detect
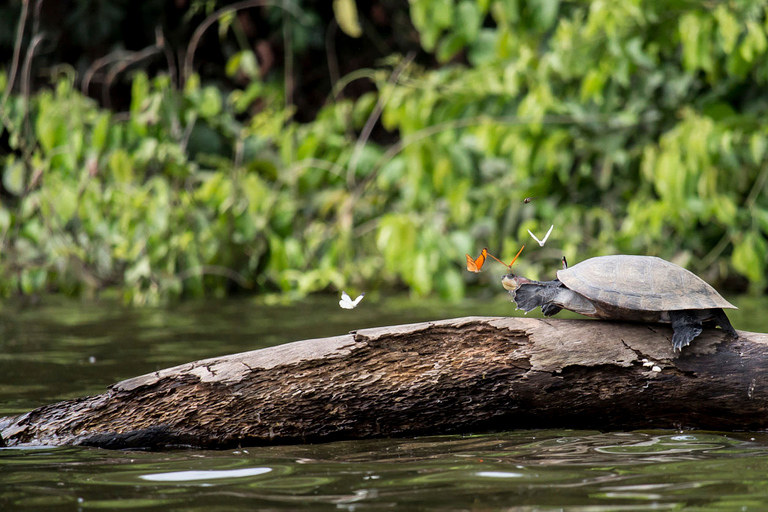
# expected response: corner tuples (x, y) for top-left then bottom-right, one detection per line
(522, 197), (538, 204)
(561, 256), (568, 269)
(527, 225), (554, 247)
(339, 291), (365, 309)
(466, 248), (489, 273)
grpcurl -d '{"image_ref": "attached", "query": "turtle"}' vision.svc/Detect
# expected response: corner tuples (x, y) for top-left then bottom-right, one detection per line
(501, 255), (738, 351)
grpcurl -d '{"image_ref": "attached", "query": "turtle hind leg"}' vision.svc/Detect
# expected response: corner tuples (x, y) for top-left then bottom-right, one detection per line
(513, 283), (562, 317)
(712, 308), (738, 339)
(669, 310), (703, 351)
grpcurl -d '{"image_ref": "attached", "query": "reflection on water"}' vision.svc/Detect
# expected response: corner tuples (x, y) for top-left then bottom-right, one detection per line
(3, 431), (768, 510)
(1, 294), (768, 510)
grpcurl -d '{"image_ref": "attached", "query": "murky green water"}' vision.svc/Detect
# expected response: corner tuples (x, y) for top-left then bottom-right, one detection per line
(1, 292), (768, 510)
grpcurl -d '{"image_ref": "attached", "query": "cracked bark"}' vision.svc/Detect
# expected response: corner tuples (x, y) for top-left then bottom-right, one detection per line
(0, 316), (766, 450)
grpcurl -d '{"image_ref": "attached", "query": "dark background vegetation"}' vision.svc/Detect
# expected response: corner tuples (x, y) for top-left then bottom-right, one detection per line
(0, 0), (766, 304)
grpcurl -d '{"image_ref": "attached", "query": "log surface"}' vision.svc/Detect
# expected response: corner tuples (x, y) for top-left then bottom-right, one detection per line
(1, 317), (766, 449)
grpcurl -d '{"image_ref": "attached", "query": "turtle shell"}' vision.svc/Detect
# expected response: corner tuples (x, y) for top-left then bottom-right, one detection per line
(556, 255), (736, 312)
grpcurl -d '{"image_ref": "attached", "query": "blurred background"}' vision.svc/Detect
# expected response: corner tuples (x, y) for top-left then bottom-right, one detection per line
(0, 0), (766, 305)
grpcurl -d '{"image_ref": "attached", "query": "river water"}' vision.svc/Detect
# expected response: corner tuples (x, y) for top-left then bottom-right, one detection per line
(1, 292), (768, 511)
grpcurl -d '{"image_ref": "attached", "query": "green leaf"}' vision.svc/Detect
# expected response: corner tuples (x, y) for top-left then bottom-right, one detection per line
(109, 149), (134, 183)
(456, 1), (481, 43)
(750, 134), (767, 164)
(467, 29), (498, 66)
(432, 0), (454, 30)
(230, 82), (263, 113)
(130, 72), (150, 116)
(91, 113), (111, 153)
(2, 157), (25, 196)
(218, 11), (235, 39)
(732, 231), (767, 283)
(333, 0), (363, 38)
(436, 33), (466, 63)
(755, 207), (768, 233)
(226, 50), (259, 80)
(580, 69), (606, 103)
(47, 181), (78, 223)
(0, 206), (10, 234)
(199, 86), (223, 118)
(530, 0), (559, 31)
(714, 5), (739, 54)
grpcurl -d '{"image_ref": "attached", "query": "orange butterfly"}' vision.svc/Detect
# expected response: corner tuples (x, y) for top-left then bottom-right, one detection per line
(466, 248), (490, 272)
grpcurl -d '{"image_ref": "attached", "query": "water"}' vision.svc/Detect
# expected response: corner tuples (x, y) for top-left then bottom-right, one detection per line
(1, 292), (768, 510)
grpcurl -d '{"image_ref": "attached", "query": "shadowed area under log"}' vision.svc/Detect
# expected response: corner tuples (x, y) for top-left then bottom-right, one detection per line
(1, 317), (766, 450)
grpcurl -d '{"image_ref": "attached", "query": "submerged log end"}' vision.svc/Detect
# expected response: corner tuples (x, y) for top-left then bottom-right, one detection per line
(1, 317), (766, 449)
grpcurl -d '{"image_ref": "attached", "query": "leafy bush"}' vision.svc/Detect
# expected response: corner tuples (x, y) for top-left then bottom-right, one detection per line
(1, 0), (767, 304)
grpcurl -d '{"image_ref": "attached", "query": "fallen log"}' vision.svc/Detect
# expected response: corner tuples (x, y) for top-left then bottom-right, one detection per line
(1, 317), (766, 450)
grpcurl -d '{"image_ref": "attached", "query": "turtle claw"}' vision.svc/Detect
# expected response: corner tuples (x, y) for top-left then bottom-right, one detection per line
(669, 310), (703, 352)
(672, 327), (701, 351)
(541, 303), (563, 317)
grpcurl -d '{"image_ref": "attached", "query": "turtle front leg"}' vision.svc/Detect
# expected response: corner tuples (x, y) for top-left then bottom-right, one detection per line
(669, 310), (703, 351)
(512, 282), (595, 318)
(512, 283), (563, 316)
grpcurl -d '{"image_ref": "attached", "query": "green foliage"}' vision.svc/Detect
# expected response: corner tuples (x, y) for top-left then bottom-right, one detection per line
(1, 0), (768, 304)
(0, 71), (283, 304)
(382, 0), (768, 290)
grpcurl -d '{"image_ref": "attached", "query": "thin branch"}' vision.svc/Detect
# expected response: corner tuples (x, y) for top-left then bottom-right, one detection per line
(234, 137), (245, 169)
(102, 46), (162, 109)
(282, 5), (294, 110)
(346, 52), (415, 189)
(1, 0), (30, 110)
(21, 33), (44, 149)
(31, 0), (43, 35)
(699, 232), (731, 272)
(286, 158), (347, 178)
(745, 155), (768, 210)
(81, 50), (131, 96)
(182, 0), (307, 87)
(156, 26), (178, 89)
(330, 69), (378, 102)
(325, 20), (340, 99)
(179, 112), (198, 156)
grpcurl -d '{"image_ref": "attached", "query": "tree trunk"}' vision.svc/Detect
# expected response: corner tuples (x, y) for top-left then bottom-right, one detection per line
(1, 317), (765, 449)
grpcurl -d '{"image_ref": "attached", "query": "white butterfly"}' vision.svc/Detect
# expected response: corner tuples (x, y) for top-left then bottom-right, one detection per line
(339, 291), (365, 309)
(527, 224), (554, 247)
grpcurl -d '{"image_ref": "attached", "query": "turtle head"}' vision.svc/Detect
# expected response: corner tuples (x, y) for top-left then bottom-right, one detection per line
(501, 273), (532, 292)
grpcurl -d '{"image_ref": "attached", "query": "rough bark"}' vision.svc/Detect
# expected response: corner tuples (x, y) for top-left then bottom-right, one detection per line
(1, 317), (766, 450)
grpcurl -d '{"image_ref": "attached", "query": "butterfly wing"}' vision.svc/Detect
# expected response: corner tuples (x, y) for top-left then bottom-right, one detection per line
(340, 291), (364, 309)
(527, 229), (542, 246)
(467, 248), (491, 272)
(466, 253), (479, 272)
(339, 291), (354, 309)
(540, 225), (554, 244)
(507, 245), (525, 267)
(475, 248), (488, 270)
